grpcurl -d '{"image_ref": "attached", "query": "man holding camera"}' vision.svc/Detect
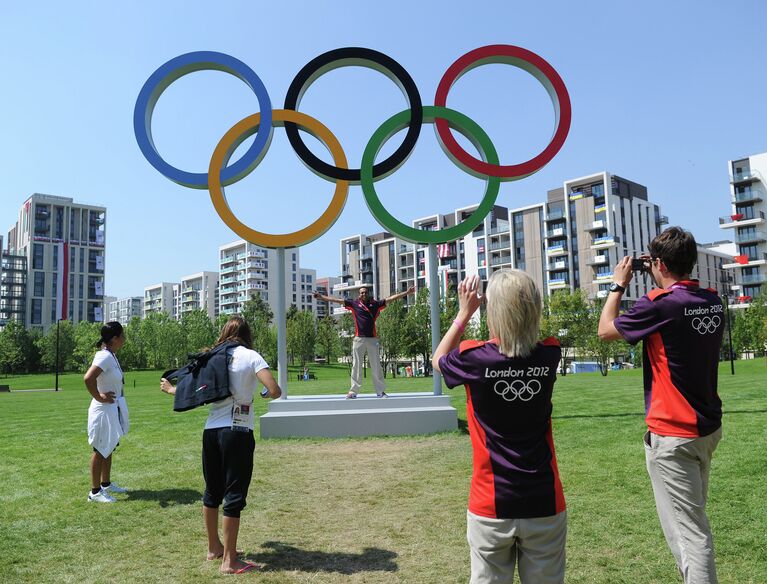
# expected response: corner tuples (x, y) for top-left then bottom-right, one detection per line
(598, 227), (723, 584)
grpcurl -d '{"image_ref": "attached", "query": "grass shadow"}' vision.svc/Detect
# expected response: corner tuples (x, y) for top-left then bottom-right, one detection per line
(457, 418), (469, 435)
(246, 541), (398, 574)
(125, 488), (202, 507)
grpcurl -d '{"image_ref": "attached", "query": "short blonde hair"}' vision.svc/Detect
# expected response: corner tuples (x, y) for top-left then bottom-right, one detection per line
(485, 269), (541, 358)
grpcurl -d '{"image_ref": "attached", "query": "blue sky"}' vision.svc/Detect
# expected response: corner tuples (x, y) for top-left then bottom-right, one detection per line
(1, 1), (766, 298)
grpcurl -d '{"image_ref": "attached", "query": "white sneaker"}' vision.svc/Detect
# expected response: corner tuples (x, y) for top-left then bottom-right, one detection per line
(88, 489), (116, 503)
(103, 482), (128, 494)
(346, 391), (357, 399)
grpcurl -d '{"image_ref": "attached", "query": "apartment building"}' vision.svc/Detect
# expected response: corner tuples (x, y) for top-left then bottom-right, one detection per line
(719, 152), (767, 306)
(219, 240), (314, 320)
(5, 194), (106, 331)
(144, 282), (177, 317)
(108, 297), (143, 325)
(0, 235), (27, 328)
(178, 271), (219, 321)
(337, 171), (731, 310)
(315, 276), (341, 318)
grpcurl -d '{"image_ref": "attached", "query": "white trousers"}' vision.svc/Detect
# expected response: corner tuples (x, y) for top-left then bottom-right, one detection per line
(350, 336), (386, 394)
(644, 428), (721, 584)
(467, 510), (567, 584)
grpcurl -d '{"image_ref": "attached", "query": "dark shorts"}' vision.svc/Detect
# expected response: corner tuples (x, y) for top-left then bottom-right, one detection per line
(201, 428), (255, 518)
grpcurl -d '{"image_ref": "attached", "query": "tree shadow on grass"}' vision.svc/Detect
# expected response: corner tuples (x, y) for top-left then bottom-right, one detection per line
(125, 488), (201, 507)
(245, 541), (398, 574)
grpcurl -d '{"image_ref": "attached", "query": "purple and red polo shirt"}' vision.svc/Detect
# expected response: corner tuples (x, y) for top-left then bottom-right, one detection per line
(613, 280), (723, 438)
(344, 298), (386, 337)
(439, 338), (565, 520)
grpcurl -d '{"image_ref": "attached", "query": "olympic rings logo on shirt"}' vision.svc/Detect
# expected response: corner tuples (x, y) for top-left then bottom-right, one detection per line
(134, 46), (571, 248)
(691, 315), (721, 335)
(493, 379), (542, 402)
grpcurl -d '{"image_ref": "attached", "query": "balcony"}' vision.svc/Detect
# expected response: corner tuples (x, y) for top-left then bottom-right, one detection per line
(735, 230), (767, 244)
(490, 254), (512, 266)
(585, 220), (606, 232)
(591, 235), (620, 248)
(594, 271), (614, 281)
(732, 190), (764, 204)
(546, 227), (567, 239)
(547, 259), (568, 272)
(730, 171), (761, 185)
(547, 244), (568, 257)
(220, 265), (238, 275)
(221, 254), (238, 265)
(741, 273), (767, 285)
(488, 240), (510, 251)
(587, 254), (609, 266)
(548, 277), (569, 289)
(723, 253), (767, 269)
(656, 214), (669, 225)
(719, 211), (766, 228)
(488, 222), (510, 236)
(545, 209), (566, 222)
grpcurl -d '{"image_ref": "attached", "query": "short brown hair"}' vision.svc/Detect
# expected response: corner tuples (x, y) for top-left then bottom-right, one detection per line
(215, 316), (253, 349)
(649, 226), (697, 277)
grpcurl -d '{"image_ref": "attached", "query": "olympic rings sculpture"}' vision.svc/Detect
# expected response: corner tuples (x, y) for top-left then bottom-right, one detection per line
(134, 45), (571, 248)
(691, 316), (721, 335)
(493, 379), (542, 402)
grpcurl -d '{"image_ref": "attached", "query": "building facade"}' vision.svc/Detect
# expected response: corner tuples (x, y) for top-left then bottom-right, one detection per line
(5, 194), (106, 331)
(108, 297), (143, 325)
(144, 282), (177, 318)
(719, 152), (767, 306)
(218, 240), (315, 319)
(315, 276), (342, 318)
(178, 271), (219, 321)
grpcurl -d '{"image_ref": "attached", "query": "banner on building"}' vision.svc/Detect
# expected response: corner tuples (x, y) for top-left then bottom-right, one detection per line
(55, 242), (69, 321)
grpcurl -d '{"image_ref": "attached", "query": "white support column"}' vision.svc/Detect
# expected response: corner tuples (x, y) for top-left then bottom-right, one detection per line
(276, 247), (288, 398)
(428, 243), (442, 396)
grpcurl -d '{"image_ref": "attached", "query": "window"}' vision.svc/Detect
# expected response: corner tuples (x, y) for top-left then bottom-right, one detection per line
(31, 299), (42, 324)
(53, 246), (59, 269)
(34, 272), (45, 297)
(739, 244), (758, 260)
(292, 253), (296, 261)
(51, 274), (57, 297)
(33, 244), (44, 270)
(306, 275), (312, 283)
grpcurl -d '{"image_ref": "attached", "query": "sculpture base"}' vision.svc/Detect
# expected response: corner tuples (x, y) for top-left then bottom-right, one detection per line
(259, 392), (458, 439)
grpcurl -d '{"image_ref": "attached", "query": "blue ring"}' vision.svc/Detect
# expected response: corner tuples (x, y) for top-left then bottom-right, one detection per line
(133, 51), (273, 189)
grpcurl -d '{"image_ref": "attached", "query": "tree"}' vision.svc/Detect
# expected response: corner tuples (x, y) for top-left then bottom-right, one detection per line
(338, 313), (355, 372)
(0, 320), (29, 375)
(119, 316), (146, 370)
(36, 320), (76, 372)
(73, 321), (101, 371)
(583, 298), (630, 376)
(542, 289), (590, 375)
(439, 283), (460, 337)
(315, 316), (339, 364)
(377, 299), (407, 377)
(287, 310), (316, 367)
(240, 293), (276, 366)
(182, 309), (216, 354)
(404, 286), (432, 375)
(732, 293), (767, 360)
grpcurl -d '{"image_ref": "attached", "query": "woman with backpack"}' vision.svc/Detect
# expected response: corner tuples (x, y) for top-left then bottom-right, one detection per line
(433, 272), (567, 584)
(161, 316), (281, 575)
(84, 321), (130, 503)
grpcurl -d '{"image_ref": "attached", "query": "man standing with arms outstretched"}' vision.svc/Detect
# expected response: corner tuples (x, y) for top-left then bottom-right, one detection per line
(314, 285), (415, 398)
(598, 227), (723, 584)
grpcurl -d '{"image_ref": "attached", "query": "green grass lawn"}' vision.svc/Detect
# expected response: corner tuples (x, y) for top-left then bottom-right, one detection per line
(0, 361), (765, 583)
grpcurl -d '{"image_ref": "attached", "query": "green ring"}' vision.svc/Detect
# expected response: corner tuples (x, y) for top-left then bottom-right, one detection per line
(361, 105), (500, 244)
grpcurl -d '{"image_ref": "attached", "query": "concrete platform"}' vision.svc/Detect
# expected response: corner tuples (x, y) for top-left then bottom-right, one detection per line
(260, 392), (458, 439)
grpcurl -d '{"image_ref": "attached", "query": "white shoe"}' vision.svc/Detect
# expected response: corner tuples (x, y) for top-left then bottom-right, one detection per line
(103, 482), (128, 494)
(88, 489), (116, 503)
(346, 391), (357, 399)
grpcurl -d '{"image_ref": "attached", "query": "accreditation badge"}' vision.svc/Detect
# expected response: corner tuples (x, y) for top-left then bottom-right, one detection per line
(231, 403), (251, 432)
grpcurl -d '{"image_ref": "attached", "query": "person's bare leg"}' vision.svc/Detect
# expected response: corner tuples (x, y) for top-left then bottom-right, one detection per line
(100, 454), (112, 484)
(204, 506), (225, 560)
(90, 452), (104, 490)
(220, 516), (250, 573)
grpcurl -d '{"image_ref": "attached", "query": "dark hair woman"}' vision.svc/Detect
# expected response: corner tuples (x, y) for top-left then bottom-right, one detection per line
(83, 321), (129, 503)
(161, 316), (281, 574)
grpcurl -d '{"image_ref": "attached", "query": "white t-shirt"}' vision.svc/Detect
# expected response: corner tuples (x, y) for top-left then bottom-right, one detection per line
(204, 346), (269, 431)
(91, 349), (124, 399)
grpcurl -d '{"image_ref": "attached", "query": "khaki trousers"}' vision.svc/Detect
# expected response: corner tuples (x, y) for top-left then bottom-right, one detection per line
(644, 427), (722, 584)
(350, 336), (386, 394)
(467, 510), (567, 584)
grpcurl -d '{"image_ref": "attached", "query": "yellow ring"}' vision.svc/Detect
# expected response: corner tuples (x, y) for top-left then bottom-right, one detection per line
(208, 109), (349, 248)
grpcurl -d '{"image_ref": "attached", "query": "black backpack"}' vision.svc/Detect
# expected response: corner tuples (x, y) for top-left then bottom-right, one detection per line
(162, 341), (240, 412)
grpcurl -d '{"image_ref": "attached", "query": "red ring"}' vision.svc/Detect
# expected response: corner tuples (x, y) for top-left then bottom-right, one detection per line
(434, 45), (571, 180)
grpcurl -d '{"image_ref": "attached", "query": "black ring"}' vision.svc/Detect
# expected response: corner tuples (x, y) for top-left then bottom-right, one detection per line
(283, 47), (423, 184)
